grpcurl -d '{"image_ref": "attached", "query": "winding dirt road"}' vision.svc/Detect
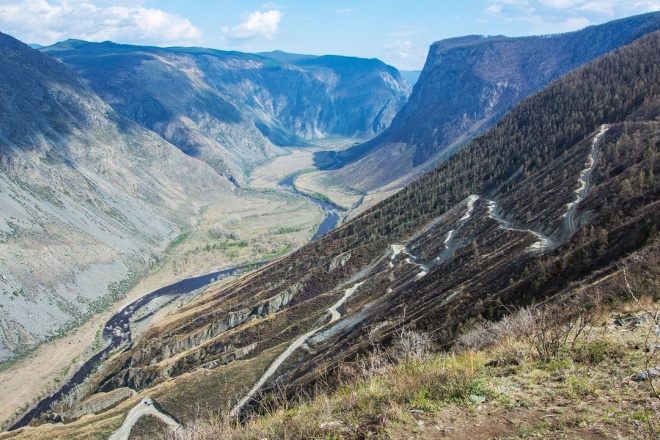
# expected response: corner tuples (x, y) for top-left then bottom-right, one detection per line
(108, 125), (611, 432)
(109, 397), (180, 440)
(563, 124), (608, 236)
(230, 281), (365, 417)
(486, 199), (554, 253)
(431, 195), (480, 266)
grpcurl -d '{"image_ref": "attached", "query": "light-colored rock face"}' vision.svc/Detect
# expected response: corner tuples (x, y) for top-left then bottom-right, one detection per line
(63, 388), (136, 420)
(328, 252), (351, 272)
(40, 43), (411, 184)
(0, 32), (232, 360)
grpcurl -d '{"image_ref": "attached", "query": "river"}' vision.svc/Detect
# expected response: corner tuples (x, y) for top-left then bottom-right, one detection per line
(9, 262), (265, 430)
(278, 174), (344, 241)
(11, 176), (343, 430)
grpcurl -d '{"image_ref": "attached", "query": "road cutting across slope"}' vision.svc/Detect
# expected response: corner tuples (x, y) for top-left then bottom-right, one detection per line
(485, 199), (555, 252)
(563, 124), (609, 236)
(109, 397), (180, 440)
(230, 281), (365, 417)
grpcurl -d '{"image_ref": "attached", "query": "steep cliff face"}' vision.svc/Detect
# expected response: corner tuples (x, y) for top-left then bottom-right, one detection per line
(287, 55), (410, 138)
(325, 11), (660, 191)
(41, 43), (411, 183)
(0, 32), (231, 360)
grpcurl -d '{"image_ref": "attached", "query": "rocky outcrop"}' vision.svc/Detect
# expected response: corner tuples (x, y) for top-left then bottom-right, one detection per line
(99, 281), (307, 390)
(328, 252), (351, 272)
(62, 388), (136, 420)
(154, 281), (303, 363)
(325, 11), (660, 191)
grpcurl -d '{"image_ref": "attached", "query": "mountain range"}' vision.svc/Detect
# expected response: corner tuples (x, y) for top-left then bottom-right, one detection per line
(0, 36), (413, 364)
(7, 24), (657, 439)
(40, 42), (411, 184)
(0, 31), (235, 362)
(0, 12), (658, 439)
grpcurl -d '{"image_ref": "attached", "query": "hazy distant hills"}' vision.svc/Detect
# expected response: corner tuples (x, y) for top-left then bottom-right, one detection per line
(399, 70), (422, 86)
(0, 32), (231, 360)
(323, 11), (660, 192)
(41, 43), (411, 183)
(50, 31), (658, 434)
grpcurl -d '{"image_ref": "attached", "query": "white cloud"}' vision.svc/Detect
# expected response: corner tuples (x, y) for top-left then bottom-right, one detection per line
(221, 10), (283, 40)
(388, 27), (422, 37)
(538, 0), (585, 8)
(383, 39), (413, 58)
(536, 16), (592, 32)
(485, 3), (503, 14)
(381, 38), (428, 70)
(0, 0), (202, 45)
(484, 0), (660, 34)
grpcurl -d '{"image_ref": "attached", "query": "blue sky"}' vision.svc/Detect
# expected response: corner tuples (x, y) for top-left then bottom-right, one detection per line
(1, 1), (659, 70)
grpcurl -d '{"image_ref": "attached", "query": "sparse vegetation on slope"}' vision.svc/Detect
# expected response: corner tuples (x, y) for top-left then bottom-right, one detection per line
(322, 11), (660, 192)
(151, 241), (660, 440)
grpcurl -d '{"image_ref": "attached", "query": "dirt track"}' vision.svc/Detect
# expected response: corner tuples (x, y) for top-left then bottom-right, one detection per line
(109, 397), (179, 440)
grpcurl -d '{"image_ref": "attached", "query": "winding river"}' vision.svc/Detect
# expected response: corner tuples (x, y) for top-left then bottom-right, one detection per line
(10, 176), (342, 431)
(278, 174), (344, 241)
(9, 263), (267, 430)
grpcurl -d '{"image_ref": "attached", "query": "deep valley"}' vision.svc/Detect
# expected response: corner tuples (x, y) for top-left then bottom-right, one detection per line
(0, 9), (659, 440)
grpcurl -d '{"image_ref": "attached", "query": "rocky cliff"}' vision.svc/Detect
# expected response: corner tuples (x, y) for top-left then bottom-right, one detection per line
(0, 32), (231, 360)
(41, 43), (411, 184)
(323, 11), (660, 192)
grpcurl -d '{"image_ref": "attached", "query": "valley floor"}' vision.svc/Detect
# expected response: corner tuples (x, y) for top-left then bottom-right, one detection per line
(0, 186), (321, 428)
(0, 140), (361, 430)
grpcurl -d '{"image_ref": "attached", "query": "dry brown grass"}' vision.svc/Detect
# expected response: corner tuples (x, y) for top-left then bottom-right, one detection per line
(156, 243), (660, 440)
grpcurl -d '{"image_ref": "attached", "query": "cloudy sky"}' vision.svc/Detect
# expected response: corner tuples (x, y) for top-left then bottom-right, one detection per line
(1, 0), (659, 70)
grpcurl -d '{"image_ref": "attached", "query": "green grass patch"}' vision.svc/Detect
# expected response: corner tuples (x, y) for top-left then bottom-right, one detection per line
(263, 244), (293, 260)
(166, 232), (190, 252)
(275, 227), (302, 234)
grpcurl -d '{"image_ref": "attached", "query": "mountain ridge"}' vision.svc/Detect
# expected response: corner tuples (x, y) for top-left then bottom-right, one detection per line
(319, 11), (660, 193)
(41, 41), (411, 184)
(0, 31), (233, 362)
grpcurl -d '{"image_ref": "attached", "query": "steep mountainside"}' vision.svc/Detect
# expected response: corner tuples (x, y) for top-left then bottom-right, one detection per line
(0, 32), (232, 361)
(322, 11), (660, 192)
(17, 30), (658, 438)
(40, 43), (411, 184)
